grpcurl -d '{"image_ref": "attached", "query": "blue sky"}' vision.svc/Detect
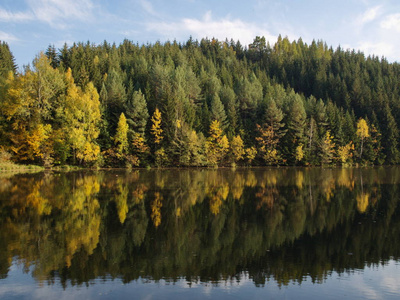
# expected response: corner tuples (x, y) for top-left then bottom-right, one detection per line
(1, 0), (400, 68)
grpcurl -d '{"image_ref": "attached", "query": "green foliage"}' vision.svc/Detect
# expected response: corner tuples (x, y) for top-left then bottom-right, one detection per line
(219, 85), (238, 136)
(103, 69), (127, 133)
(382, 105), (400, 164)
(125, 89), (149, 136)
(154, 147), (168, 167)
(2, 35), (400, 167)
(0, 41), (16, 77)
(283, 92), (307, 163)
(210, 93), (228, 130)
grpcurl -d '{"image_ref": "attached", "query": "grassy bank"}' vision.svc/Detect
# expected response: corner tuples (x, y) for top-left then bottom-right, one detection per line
(0, 161), (44, 171)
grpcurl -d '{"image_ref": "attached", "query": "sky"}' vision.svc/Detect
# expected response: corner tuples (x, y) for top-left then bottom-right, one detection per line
(1, 0), (400, 68)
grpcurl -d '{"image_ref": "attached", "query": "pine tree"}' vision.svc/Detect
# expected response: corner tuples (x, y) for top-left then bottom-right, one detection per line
(45, 44), (59, 69)
(219, 85), (238, 136)
(264, 98), (286, 139)
(0, 41), (17, 77)
(236, 73), (262, 124)
(210, 92), (228, 130)
(104, 69), (127, 133)
(283, 93), (306, 163)
(125, 89), (149, 136)
(382, 104), (400, 164)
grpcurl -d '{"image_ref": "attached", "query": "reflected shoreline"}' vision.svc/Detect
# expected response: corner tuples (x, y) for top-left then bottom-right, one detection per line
(0, 167), (400, 289)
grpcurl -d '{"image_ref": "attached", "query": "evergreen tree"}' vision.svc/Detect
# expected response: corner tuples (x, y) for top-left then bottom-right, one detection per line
(219, 85), (238, 136)
(45, 44), (59, 69)
(125, 89), (149, 136)
(0, 41), (17, 77)
(283, 92), (306, 163)
(210, 92), (228, 130)
(104, 69), (127, 134)
(3, 37), (400, 167)
(382, 104), (400, 164)
(264, 98), (286, 139)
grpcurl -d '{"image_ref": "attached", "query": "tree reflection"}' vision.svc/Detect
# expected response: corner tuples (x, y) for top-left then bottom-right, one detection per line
(0, 167), (399, 288)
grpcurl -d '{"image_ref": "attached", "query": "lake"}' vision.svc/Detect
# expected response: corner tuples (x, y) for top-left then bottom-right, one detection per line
(0, 167), (400, 299)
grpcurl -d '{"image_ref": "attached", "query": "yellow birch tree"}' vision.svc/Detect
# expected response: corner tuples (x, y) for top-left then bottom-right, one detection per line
(230, 135), (245, 163)
(206, 120), (229, 166)
(356, 118), (370, 159)
(61, 69), (101, 164)
(115, 113), (129, 157)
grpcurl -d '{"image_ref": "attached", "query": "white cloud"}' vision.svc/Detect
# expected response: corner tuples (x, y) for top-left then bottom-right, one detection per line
(26, 0), (94, 28)
(355, 41), (394, 58)
(0, 30), (19, 42)
(381, 13), (400, 31)
(145, 11), (276, 47)
(355, 5), (382, 28)
(121, 29), (141, 37)
(140, 0), (158, 16)
(361, 6), (381, 23)
(0, 8), (34, 22)
(0, 0), (95, 29)
(53, 39), (75, 48)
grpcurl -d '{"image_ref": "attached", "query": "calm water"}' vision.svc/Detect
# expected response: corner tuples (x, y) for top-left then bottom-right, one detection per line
(0, 167), (400, 299)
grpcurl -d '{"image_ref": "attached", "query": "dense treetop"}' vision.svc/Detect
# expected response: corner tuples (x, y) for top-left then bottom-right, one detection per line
(1, 36), (399, 167)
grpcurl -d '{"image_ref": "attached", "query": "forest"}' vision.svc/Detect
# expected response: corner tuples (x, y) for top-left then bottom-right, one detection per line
(1, 168), (399, 286)
(1, 35), (400, 167)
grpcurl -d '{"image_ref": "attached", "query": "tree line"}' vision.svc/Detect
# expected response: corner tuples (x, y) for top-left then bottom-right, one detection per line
(0, 36), (399, 167)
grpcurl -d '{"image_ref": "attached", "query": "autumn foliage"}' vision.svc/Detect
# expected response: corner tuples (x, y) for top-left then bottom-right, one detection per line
(0, 37), (394, 167)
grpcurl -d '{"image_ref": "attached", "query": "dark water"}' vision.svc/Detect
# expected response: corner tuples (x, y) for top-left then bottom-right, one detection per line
(0, 167), (400, 299)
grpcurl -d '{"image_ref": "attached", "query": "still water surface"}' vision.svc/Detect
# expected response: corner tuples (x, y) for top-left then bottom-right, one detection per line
(0, 167), (400, 299)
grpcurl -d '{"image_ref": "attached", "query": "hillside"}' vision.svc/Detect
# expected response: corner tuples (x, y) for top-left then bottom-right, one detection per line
(0, 36), (399, 167)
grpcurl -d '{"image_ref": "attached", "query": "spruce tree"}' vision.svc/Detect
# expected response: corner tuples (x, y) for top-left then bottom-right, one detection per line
(210, 93), (228, 130)
(383, 104), (400, 164)
(125, 89), (149, 136)
(0, 41), (17, 77)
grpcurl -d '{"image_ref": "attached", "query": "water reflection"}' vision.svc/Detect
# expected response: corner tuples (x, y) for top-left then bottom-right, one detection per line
(0, 167), (400, 289)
